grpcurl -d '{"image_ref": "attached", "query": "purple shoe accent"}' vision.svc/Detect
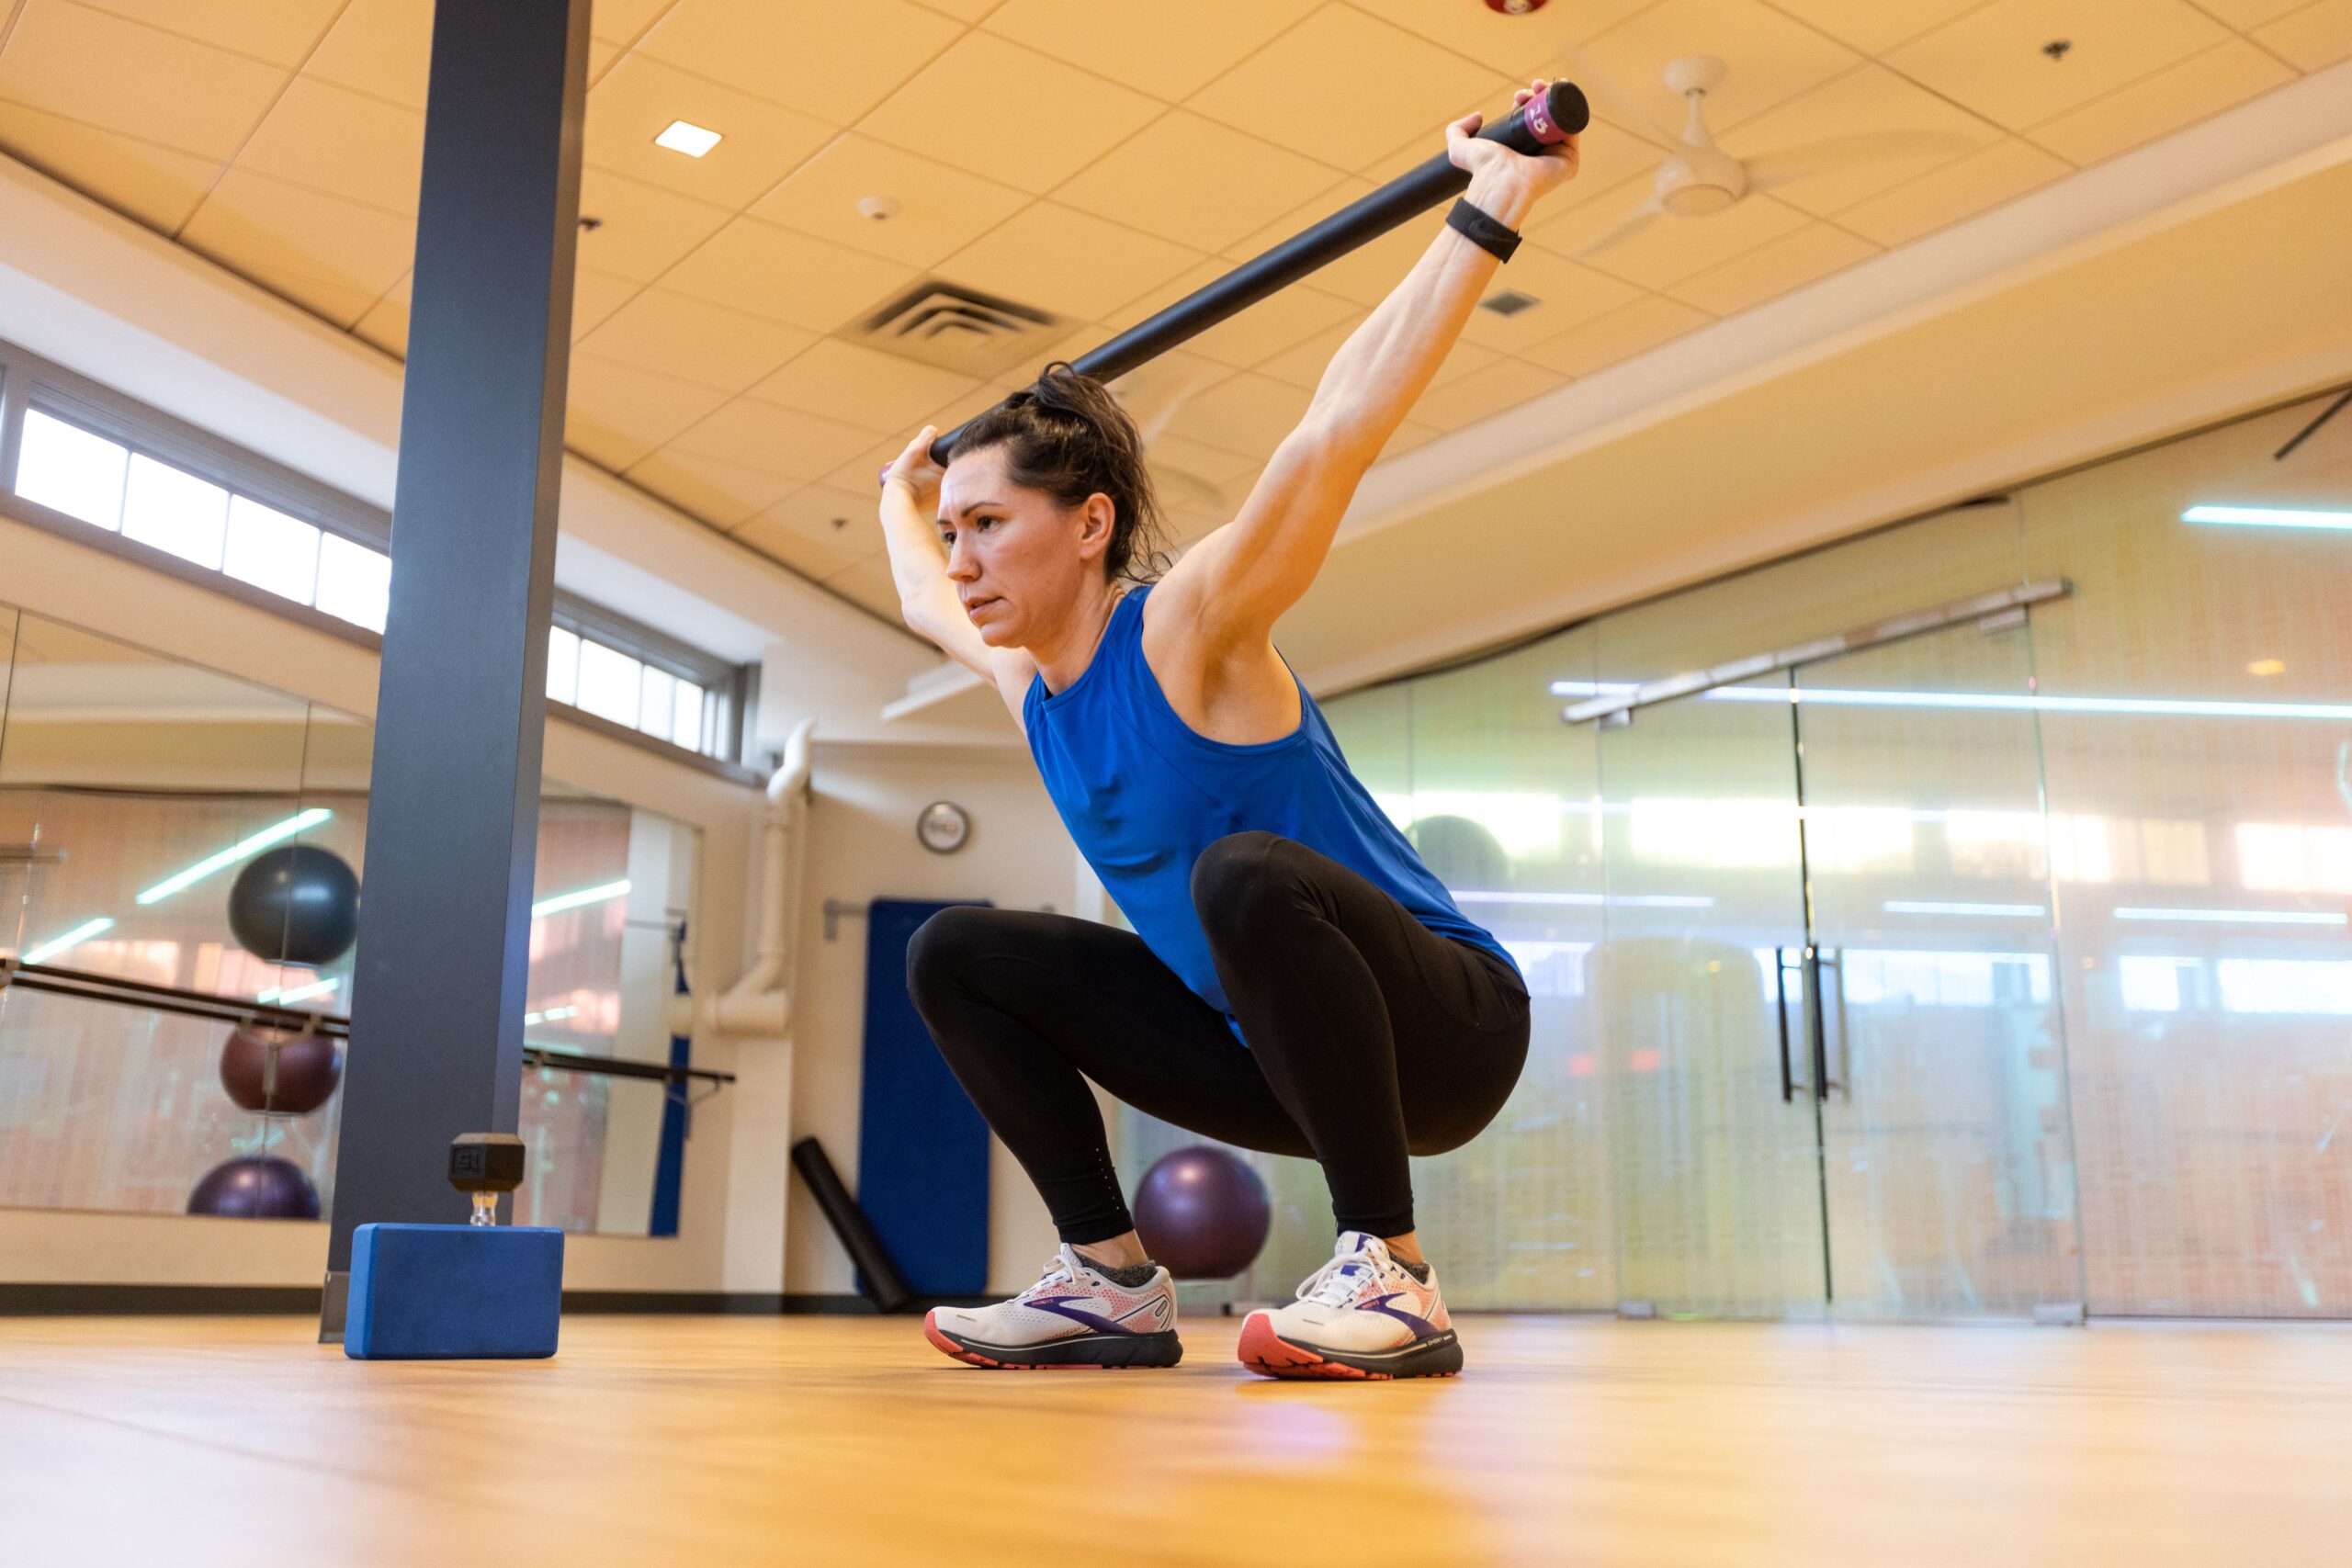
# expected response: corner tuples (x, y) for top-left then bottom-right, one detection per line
(1028, 1294), (1153, 1337)
(1362, 1292), (1442, 1339)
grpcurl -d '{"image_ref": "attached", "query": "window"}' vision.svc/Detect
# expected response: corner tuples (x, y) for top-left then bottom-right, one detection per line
(5, 350), (741, 762)
(17, 408), (128, 528)
(121, 453), (229, 569)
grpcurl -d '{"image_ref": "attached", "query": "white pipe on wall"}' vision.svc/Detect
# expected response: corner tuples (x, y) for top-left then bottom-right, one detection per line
(669, 716), (814, 1039)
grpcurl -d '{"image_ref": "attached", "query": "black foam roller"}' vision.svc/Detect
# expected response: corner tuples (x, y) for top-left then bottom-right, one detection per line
(791, 1136), (913, 1314)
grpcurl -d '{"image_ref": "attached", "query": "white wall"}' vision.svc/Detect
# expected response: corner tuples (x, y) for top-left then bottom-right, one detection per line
(784, 737), (1091, 1297)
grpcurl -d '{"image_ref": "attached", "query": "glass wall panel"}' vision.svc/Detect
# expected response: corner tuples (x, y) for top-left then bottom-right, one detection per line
(2020, 390), (2352, 1316)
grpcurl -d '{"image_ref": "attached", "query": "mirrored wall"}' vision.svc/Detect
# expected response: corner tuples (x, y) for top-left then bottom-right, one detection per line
(0, 605), (701, 1235)
(1125, 382), (2352, 1322)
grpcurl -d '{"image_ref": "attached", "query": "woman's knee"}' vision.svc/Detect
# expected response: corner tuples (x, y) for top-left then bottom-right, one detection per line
(1190, 830), (1291, 938)
(903, 904), (1000, 1011)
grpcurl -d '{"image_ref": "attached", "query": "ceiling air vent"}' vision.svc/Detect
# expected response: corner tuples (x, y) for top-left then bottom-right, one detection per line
(1479, 289), (1541, 318)
(852, 280), (1067, 378)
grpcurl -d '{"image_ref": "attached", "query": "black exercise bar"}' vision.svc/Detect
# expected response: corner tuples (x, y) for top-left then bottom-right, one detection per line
(0, 959), (733, 1088)
(924, 79), (1588, 466)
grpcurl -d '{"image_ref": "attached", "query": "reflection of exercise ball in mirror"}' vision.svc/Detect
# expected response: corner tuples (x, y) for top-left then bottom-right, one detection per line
(228, 844), (360, 966)
(1408, 815), (1508, 890)
(219, 1025), (343, 1115)
(187, 1155), (321, 1220)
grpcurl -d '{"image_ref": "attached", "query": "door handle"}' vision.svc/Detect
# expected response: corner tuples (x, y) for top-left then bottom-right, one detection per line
(1811, 948), (1847, 1102)
(1774, 946), (1802, 1102)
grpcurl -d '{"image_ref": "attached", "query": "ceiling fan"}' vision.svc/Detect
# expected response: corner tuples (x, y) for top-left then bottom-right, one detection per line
(1560, 51), (1974, 260)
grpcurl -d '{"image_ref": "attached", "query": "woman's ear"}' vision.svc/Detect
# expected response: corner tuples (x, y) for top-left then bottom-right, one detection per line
(1075, 492), (1116, 563)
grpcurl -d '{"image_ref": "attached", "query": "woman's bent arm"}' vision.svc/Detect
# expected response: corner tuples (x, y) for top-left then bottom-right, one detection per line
(1154, 91), (1578, 649)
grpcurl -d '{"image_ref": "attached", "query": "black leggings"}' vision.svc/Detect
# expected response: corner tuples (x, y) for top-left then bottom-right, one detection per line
(905, 831), (1531, 1244)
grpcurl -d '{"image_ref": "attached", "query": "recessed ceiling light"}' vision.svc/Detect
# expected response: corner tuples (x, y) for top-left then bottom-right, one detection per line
(2248, 659), (2287, 677)
(2184, 504), (2352, 530)
(655, 119), (722, 158)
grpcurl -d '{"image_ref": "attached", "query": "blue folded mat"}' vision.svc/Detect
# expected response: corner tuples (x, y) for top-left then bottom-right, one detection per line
(345, 1222), (564, 1360)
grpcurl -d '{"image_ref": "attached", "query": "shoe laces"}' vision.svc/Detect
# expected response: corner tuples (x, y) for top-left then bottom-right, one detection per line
(1019, 1247), (1085, 1300)
(1296, 1245), (1381, 1307)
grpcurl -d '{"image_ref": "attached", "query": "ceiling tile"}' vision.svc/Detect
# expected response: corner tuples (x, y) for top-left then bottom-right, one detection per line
(74, 0), (343, 67)
(751, 133), (1027, 269)
(304, 0), (433, 111)
(1147, 434), (1263, 491)
(354, 275), (410, 355)
(576, 288), (814, 392)
(733, 485), (880, 579)
(0, 0), (287, 160)
(1259, 321), (1499, 391)
(1548, 185), (1813, 289)
(1547, 115), (1673, 203)
(1382, 419), (1444, 457)
(570, 266), (640, 341)
(1577, 0), (1862, 132)
(1295, 207), (1453, 305)
(1188, 7), (1497, 170)
(235, 75), (424, 216)
(2256, 0), (2352, 69)
(1663, 218), (1879, 314)
(1221, 176), (1373, 262)
(1105, 265), (1363, 369)
(1347, 0), (1657, 73)
(624, 447), (801, 528)
(180, 168), (415, 301)
(2186, 0), (2315, 26)
(1720, 64), (2003, 219)
(0, 98), (221, 231)
(1408, 356), (1572, 432)
(587, 37), (621, 83)
(1835, 134), (2070, 245)
(1163, 372), (1315, 458)
(860, 32), (1164, 195)
(983, 0), (1320, 100)
(821, 434), (919, 495)
(1758, 0), (1984, 56)
(1109, 349), (1229, 440)
(1458, 248), (1647, 350)
(2030, 39), (2293, 165)
(661, 216), (916, 333)
(240, 265), (385, 328)
(822, 552), (902, 618)
(1885, 0), (2233, 130)
(940, 202), (1200, 322)
(748, 339), (980, 434)
(592, 0), (681, 46)
(565, 354), (731, 470)
(910, 0), (995, 18)
(1519, 294), (1713, 376)
(667, 397), (880, 482)
(574, 168), (733, 281)
(584, 53), (833, 211)
(638, 0), (966, 126)
(1053, 112), (1340, 253)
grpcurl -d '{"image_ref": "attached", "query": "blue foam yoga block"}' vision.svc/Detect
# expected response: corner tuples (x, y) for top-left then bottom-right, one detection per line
(345, 1223), (564, 1360)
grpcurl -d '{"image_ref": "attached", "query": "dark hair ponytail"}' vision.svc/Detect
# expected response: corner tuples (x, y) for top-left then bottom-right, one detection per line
(948, 363), (1170, 585)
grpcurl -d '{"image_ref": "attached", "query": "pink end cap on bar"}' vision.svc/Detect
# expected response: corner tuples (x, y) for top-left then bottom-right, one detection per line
(1523, 87), (1566, 146)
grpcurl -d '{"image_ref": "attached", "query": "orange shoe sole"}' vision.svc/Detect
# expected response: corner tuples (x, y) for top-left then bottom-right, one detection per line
(1237, 1312), (1463, 1381)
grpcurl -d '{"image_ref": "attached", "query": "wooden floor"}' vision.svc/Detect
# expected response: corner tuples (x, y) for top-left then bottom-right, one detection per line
(4, 1313), (2350, 1567)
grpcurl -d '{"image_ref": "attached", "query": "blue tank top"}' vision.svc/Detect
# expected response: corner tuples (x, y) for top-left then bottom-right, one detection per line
(1023, 586), (1515, 1035)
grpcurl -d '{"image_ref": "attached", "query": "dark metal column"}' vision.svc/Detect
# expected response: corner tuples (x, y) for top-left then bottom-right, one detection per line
(322, 0), (589, 1337)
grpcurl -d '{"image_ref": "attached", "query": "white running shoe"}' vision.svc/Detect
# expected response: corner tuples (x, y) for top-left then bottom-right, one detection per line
(924, 1246), (1182, 1370)
(1238, 1231), (1462, 1380)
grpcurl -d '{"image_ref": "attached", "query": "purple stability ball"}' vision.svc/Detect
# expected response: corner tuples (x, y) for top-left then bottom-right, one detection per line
(219, 1025), (343, 1115)
(1132, 1145), (1272, 1280)
(187, 1156), (321, 1220)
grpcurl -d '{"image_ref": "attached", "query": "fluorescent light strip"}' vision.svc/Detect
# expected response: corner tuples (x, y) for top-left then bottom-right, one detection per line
(135, 807), (334, 906)
(257, 976), (340, 1006)
(2113, 907), (2347, 926)
(1700, 686), (2352, 722)
(531, 879), (630, 919)
(521, 1005), (580, 1027)
(2183, 504), (2352, 530)
(21, 916), (116, 964)
(1883, 900), (2047, 918)
(1452, 890), (1716, 908)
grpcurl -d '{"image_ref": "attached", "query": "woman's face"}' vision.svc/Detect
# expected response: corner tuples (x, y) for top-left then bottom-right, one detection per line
(936, 445), (1112, 648)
